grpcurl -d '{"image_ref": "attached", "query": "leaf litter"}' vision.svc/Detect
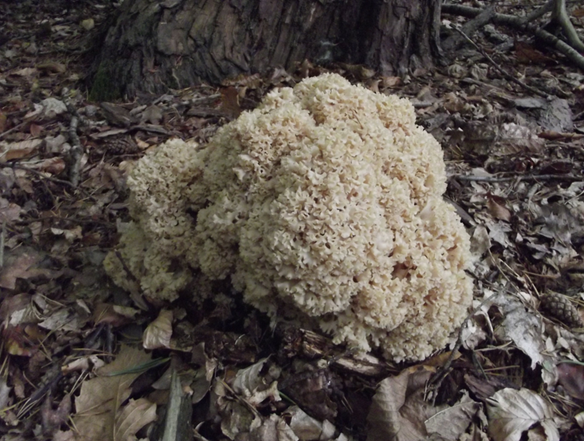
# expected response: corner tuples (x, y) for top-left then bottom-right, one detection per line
(1, 0), (584, 440)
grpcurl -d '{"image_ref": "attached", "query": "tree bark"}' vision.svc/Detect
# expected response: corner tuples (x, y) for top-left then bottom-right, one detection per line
(89, 0), (440, 100)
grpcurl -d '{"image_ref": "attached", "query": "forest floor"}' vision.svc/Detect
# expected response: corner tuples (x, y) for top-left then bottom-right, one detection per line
(1, 1), (584, 440)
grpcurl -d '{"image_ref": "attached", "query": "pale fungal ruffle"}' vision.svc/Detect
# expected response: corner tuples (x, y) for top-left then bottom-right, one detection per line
(104, 73), (473, 362)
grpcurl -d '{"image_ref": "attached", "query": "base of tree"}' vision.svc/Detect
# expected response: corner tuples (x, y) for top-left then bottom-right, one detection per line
(89, 0), (440, 100)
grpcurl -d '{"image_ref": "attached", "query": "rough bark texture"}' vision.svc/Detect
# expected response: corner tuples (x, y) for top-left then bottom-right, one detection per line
(89, 0), (440, 100)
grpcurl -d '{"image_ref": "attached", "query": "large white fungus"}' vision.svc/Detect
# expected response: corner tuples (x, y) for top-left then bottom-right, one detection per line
(104, 73), (473, 362)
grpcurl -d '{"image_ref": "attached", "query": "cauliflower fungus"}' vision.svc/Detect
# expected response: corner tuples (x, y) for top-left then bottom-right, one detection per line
(104, 73), (473, 362)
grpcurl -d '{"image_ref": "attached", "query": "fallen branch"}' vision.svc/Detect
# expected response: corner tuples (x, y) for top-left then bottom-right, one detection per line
(66, 105), (84, 188)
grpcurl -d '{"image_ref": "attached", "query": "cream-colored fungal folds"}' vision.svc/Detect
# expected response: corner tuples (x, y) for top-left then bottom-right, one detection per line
(104, 73), (473, 361)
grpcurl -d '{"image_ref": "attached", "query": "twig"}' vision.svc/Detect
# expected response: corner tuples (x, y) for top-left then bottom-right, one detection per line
(454, 27), (549, 98)
(454, 173), (584, 183)
(0, 121), (28, 140)
(0, 163), (76, 188)
(0, 221), (4, 268)
(16, 371), (63, 419)
(67, 104), (84, 188)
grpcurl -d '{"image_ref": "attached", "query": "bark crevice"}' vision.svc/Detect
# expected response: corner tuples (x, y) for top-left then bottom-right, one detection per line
(89, 0), (439, 100)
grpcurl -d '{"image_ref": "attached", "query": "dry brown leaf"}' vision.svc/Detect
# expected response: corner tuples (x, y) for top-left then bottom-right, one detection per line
(220, 86), (242, 119)
(0, 377), (12, 413)
(0, 197), (22, 222)
(12, 67), (38, 77)
(73, 345), (152, 441)
(0, 139), (43, 161)
(93, 303), (138, 327)
(41, 393), (71, 436)
(0, 250), (41, 290)
(114, 398), (157, 441)
(0, 293), (32, 325)
(557, 362), (584, 400)
(425, 391), (481, 440)
(143, 309), (173, 350)
(52, 430), (76, 441)
(381, 76), (401, 88)
(366, 366), (433, 441)
(248, 414), (298, 441)
(514, 41), (555, 64)
(231, 357), (280, 406)
(141, 105), (163, 125)
(29, 123), (42, 137)
(190, 343), (217, 404)
(288, 405), (337, 440)
(2, 325), (38, 356)
(487, 388), (559, 441)
(50, 226), (83, 242)
(487, 196), (512, 222)
(38, 157), (66, 175)
(494, 294), (547, 371)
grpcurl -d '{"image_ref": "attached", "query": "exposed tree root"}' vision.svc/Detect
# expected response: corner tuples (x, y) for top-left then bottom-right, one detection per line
(442, 1), (584, 70)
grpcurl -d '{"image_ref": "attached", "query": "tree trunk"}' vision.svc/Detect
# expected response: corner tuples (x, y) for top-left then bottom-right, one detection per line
(89, 0), (440, 100)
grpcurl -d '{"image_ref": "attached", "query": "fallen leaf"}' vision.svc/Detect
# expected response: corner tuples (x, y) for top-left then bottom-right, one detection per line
(93, 303), (138, 327)
(41, 393), (71, 436)
(143, 309), (173, 349)
(0, 197), (22, 222)
(31, 157), (66, 175)
(288, 405), (337, 440)
(557, 362), (584, 400)
(0, 250), (42, 290)
(232, 358), (281, 406)
(12, 67), (38, 77)
(29, 123), (42, 137)
(73, 345), (153, 441)
(494, 294), (547, 370)
(487, 195), (512, 222)
(367, 366), (433, 441)
(0, 376), (11, 409)
(425, 391), (481, 440)
(114, 398), (157, 441)
(37, 61), (67, 74)
(0, 111), (6, 132)
(50, 226), (83, 242)
(2, 325), (38, 356)
(220, 86), (241, 119)
(514, 41), (555, 64)
(0, 139), (43, 162)
(39, 98), (68, 120)
(487, 388), (559, 441)
(80, 19), (95, 31)
(141, 105), (163, 125)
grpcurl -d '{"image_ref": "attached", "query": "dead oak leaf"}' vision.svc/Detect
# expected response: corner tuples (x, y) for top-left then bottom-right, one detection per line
(73, 345), (154, 441)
